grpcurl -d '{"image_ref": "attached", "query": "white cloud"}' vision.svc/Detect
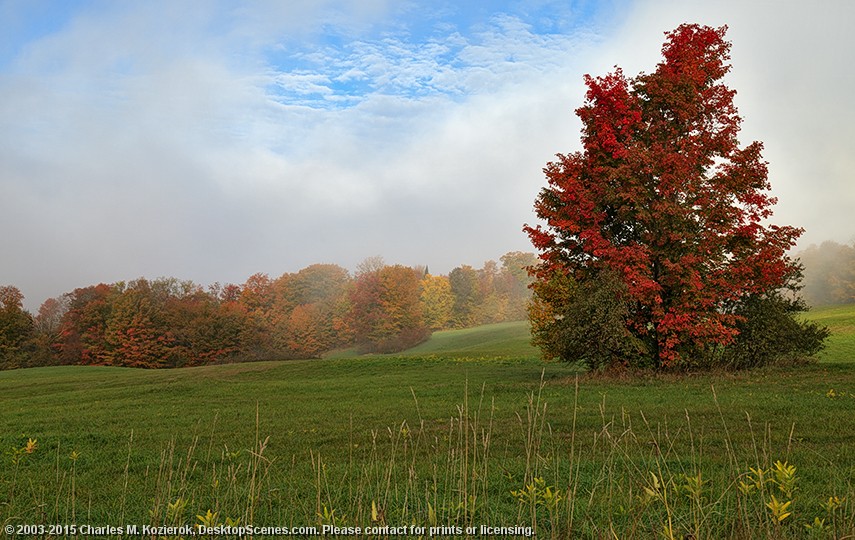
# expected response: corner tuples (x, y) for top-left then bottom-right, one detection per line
(3, 0), (852, 311)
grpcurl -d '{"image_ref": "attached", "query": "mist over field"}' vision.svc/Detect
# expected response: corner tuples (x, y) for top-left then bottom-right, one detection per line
(2, 0), (853, 311)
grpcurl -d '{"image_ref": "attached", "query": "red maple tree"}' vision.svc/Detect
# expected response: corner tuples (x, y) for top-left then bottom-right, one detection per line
(525, 24), (805, 368)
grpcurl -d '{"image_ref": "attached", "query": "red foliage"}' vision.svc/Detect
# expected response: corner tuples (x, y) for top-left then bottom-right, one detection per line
(56, 284), (115, 365)
(525, 24), (802, 367)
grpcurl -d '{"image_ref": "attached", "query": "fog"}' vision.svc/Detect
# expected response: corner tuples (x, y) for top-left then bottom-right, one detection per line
(2, 0), (853, 311)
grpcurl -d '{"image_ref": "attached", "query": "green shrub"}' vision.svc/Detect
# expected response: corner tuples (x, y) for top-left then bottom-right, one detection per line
(529, 270), (646, 370)
(721, 293), (830, 369)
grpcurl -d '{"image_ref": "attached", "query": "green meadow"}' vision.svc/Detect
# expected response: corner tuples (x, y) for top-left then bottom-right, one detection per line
(804, 305), (855, 364)
(1, 306), (854, 538)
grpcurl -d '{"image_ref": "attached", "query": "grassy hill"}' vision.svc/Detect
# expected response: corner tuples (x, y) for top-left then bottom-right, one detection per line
(326, 320), (540, 361)
(401, 321), (539, 359)
(804, 304), (855, 363)
(1, 306), (854, 537)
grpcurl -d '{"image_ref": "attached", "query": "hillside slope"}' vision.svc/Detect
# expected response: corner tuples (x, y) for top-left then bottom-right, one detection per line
(328, 304), (854, 363)
(326, 320), (540, 360)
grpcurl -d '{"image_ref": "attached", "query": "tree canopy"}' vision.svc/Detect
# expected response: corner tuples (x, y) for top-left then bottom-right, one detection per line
(525, 24), (826, 369)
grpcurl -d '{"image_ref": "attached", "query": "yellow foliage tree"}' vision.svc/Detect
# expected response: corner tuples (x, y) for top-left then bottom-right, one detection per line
(420, 274), (454, 330)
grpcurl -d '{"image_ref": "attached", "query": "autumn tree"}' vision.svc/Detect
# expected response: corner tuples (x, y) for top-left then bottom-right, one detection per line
(526, 24), (826, 369)
(28, 296), (69, 366)
(163, 287), (247, 366)
(0, 286), (34, 369)
(273, 264), (353, 357)
(350, 263), (430, 353)
(448, 265), (480, 328)
(420, 274), (454, 330)
(281, 303), (330, 358)
(277, 264), (350, 308)
(104, 279), (176, 368)
(33, 297), (67, 335)
(56, 284), (115, 365)
(237, 273), (279, 358)
(472, 260), (508, 325)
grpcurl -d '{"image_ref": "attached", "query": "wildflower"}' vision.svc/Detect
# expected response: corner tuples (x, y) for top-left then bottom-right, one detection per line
(24, 438), (38, 454)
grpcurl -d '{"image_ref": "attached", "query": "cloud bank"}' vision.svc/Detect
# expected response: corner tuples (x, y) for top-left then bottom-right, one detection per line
(1, 0), (852, 310)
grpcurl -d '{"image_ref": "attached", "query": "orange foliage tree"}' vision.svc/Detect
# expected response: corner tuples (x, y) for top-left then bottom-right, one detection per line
(350, 264), (430, 353)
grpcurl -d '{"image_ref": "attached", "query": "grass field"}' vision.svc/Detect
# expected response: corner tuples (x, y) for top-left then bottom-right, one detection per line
(805, 304), (855, 363)
(1, 306), (854, 538)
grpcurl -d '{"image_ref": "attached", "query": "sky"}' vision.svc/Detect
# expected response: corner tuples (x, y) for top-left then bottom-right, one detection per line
(2, 0), (854, 311)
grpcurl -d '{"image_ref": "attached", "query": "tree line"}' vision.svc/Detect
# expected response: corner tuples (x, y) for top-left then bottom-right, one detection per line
(0, 252), (537, 370)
